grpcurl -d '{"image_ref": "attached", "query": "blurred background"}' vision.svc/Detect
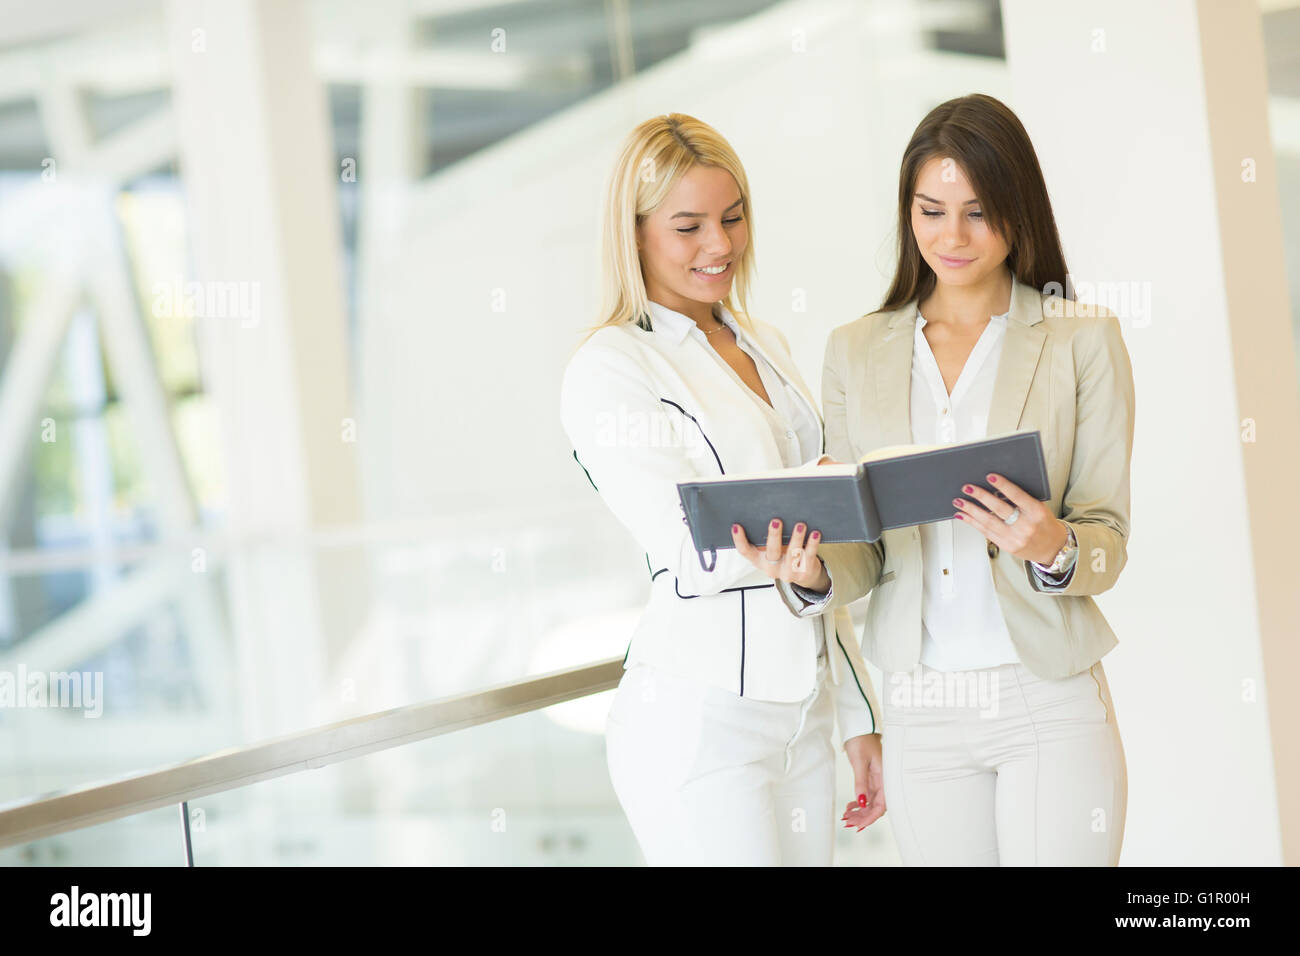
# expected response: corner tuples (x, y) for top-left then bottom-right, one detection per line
(0, 0), (1296, 866)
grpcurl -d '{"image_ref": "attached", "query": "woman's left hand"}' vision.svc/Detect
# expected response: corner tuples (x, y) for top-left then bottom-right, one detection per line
(952, 473), (1067, 566)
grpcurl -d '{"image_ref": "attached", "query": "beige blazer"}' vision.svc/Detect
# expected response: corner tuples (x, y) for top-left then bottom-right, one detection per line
(780, 277), (1136, 680)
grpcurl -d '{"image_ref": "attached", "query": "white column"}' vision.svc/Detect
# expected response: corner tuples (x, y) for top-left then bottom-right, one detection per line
(165, 0), (369, 755)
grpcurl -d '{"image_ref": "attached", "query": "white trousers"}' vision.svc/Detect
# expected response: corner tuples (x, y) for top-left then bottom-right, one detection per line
(605, 655), (836, 866)
(881, 659), (1127, 866)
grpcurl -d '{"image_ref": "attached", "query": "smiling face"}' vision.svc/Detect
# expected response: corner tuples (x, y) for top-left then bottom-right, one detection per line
(910, 156), (1010, 290)
(637, 164), (748, 318)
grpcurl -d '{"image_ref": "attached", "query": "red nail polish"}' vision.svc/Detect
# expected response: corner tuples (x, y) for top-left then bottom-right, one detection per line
(858, 793), (867, 807)
(811, 531), (820, 540)
(954, 513), (964, 521)
(732, 524), (740, 534)
(988, 474), (998, 483)
(771, 519), (780, 528)
(952, 498), (963, 508)
(963, 485), (973, 494)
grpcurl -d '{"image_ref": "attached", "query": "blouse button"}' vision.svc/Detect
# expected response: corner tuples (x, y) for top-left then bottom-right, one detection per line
(987, 542), (999, 558)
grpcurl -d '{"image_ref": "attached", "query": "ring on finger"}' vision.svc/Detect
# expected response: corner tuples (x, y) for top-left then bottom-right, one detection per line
(763, 554), (782, 564)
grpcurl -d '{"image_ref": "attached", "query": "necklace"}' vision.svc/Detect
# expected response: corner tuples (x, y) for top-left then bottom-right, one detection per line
(702, 322), (728, 335)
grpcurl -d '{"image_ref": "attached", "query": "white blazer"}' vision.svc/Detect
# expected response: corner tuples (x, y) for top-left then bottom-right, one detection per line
(560, 304), (881, 742)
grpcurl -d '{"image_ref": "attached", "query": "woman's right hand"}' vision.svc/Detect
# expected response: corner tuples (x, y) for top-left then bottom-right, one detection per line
(730, 519), (830, 590)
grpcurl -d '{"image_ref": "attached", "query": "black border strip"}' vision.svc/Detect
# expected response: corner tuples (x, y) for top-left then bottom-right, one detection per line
(572, 450), (598, 491)
(674, 579), (774, 600)
(739, 590), (746, 696)
(659, 397), (724, 475)
(835, 632), (876, 732)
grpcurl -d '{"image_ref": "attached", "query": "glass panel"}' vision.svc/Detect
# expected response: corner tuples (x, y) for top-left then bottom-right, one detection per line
(179, 699), (900, 866)
(0, 804), (183, 867)
(0, 706), (901, 866)
(0, 561), (227, 804)
(182, 700), (636, 866)
(0, 527), (636, 802)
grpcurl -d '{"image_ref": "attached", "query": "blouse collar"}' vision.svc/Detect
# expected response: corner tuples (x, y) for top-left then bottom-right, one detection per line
(645, 299), (738, 344)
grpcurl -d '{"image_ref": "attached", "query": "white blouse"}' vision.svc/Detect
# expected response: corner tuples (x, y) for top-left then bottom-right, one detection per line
(910, 306), (1022, 671)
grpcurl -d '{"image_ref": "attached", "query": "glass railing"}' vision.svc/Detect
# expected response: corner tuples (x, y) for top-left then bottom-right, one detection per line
(0, 503), (648, 802)
(0, 657), (627, 863)
(0, 649), (903, 865)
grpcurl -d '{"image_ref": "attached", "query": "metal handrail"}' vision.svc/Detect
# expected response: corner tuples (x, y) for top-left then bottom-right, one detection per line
(0, 657), (625, 849)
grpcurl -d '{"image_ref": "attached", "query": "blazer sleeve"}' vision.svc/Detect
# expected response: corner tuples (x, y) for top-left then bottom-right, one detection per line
(777, 325), (886, 617)
(560, 341), (771, 596)
(1024, 309), (1135, 596)
(826, 613), (882, 743)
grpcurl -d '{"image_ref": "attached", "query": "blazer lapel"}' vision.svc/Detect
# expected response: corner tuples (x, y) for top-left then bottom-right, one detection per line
(871, 276), (1048, 447)
(985, 277), (1048, 436)
(875, 306), (918, 448)
(741, 320), (826, 439)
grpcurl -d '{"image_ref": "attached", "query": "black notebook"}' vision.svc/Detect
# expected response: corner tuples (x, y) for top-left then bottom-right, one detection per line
(677, 429), (1050, 553)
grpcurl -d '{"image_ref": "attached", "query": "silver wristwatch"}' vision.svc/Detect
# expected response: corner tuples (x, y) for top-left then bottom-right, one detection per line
(1033, 524), (1077, 576)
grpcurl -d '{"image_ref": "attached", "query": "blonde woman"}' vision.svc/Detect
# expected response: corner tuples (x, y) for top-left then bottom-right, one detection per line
(559, 114), (884, 866)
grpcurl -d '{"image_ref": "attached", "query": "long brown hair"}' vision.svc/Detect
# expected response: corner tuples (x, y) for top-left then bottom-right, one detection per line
(879, 93), (1071, 311)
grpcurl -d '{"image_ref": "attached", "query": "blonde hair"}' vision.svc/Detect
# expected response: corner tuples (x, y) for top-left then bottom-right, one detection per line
(583, 113), (757, 340)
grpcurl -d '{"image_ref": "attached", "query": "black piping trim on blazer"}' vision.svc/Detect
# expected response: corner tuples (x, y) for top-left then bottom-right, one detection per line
(658, 398), (724, 473)
(658, 397), (724, 574)
(657, 389), (767, 700)
(674, 578), (773, 600)
(835, 632), (876, 733)
(739, 590), (747, 696)
(573, 450), (598, 491)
